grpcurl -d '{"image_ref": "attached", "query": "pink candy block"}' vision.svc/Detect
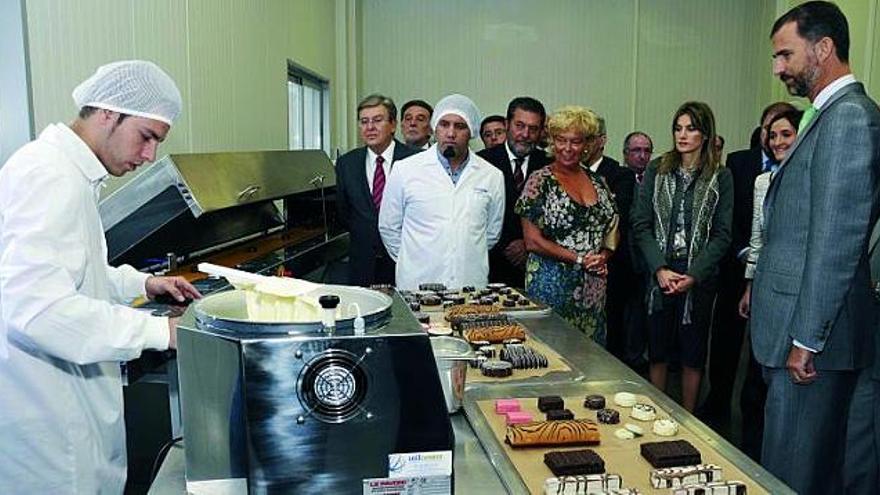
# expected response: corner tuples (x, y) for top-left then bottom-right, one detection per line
(495, 399), (521, 414)
(505, 411), (533, 425)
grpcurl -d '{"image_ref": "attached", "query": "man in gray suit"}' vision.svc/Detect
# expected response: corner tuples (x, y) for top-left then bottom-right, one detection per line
(752, 3), (880, 494)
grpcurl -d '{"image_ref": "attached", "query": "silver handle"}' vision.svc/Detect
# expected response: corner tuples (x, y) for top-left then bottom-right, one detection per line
(237, 184), (261, 202)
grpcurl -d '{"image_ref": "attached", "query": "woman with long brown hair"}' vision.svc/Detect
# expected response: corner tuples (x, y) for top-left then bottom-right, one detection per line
(631, 101), (733, 411)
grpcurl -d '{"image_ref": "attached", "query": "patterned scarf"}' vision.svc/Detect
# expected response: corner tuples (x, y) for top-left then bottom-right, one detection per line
(648, 168), (721, 322)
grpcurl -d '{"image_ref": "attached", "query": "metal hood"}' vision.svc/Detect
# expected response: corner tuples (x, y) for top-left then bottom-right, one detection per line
(99, 150), (335, 268)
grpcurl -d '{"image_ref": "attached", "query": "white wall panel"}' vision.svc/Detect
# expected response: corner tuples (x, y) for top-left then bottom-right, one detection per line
(361, 0), (774, 157)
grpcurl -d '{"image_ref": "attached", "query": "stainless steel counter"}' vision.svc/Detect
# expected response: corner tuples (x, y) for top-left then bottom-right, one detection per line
(149, 311), (792, 494)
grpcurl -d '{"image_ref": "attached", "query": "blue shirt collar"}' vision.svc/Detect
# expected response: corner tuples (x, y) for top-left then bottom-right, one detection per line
(436, 146), (471, 184)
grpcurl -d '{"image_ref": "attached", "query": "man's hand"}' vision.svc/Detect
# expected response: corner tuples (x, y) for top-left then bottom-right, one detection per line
(738, 282), (752, 319)
(168, 317), (179, 350)
(146, 276), (202, 304)
(786, 345), (818, 384)
(503, 240), (528, 267)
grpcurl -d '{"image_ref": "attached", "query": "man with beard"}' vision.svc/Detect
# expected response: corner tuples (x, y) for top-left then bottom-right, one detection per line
(751, 3), (880, 493)
(379, 94), (504, 290)
(478, 97), (550, 287)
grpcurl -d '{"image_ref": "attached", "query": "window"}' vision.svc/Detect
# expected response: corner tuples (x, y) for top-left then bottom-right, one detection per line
(287, 61), (329, 155)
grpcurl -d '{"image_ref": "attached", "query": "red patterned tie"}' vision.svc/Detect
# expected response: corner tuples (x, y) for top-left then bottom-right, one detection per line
(513, 158), (525, 191)
(372, 155), (386, 210)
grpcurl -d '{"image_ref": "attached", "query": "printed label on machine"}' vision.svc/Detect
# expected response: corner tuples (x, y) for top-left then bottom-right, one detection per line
(362, 475), (451, 495)
(388, 450), (453, 477)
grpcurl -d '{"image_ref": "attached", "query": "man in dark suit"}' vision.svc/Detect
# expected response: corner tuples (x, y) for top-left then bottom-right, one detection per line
(477, 97), (550, 288)
(701, 101), (794, 436)
(619, 131), (653, 371)
(335, 94), (418, 286)
(583, 117), (635, 350)
(752, 3), (880, 493)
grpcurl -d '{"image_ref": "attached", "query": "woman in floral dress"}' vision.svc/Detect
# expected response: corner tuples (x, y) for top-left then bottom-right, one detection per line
(515, 106), (618, 341)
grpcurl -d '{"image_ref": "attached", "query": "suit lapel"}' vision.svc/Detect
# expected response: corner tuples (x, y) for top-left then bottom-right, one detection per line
(765, 83), (864, 223)
(352, 147), (373, 211)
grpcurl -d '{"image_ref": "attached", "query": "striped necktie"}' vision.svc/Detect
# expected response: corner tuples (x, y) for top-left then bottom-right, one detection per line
(372, 155), (386, 210)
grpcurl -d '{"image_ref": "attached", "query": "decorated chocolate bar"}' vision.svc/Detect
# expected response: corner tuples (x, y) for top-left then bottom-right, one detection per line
(671, 480), (747, 495)
(650, 464), (723, 488)
(542, 473), (623, 494)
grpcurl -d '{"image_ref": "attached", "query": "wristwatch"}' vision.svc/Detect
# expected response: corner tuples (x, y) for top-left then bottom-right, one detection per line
(575, 254), (584, 267)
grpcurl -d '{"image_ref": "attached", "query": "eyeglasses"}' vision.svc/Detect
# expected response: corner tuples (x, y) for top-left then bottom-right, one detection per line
(358, 116), (390, 127)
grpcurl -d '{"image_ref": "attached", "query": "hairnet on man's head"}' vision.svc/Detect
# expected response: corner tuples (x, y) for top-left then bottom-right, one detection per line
(431, 94), (482, 138)
(72, 60), (182, 126)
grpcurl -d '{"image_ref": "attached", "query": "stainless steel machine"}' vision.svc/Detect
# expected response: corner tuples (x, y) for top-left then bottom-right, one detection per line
(176, 287), (454, 494)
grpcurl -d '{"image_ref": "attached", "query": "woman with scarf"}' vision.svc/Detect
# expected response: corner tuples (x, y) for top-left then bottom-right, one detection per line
(631, 101), (733, 411)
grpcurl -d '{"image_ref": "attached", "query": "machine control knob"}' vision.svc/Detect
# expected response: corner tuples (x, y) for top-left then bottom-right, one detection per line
(296, 415), (305, 424)
(294, 350), (303, 359)
(365, 347), (373, 355)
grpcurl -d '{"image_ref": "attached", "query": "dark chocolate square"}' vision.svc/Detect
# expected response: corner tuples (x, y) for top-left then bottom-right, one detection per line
(538, 396), (564, 412)
(545, 408), (575, 421)
(543, 449), (605, 476)
(640, 440), (702, 468)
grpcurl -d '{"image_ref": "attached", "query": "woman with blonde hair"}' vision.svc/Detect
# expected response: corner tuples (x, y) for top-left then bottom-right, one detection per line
(631, 101), (733, 411)
(516, 106), (619, 342)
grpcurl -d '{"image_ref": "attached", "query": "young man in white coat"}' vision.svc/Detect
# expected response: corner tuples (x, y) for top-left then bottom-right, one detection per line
(0, 60), (201, 494)
(378, 94), (505, 290)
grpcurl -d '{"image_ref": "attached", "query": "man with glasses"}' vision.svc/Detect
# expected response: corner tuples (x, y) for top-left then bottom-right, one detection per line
(335, 94), (419, 286)
(478, 97), (550, 287)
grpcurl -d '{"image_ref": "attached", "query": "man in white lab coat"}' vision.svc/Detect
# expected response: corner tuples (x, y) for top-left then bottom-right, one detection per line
(0, 60), (201, 494)
(379, 94), (505, 290)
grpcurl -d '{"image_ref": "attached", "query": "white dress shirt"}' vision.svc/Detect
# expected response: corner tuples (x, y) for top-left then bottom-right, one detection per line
(366, 140), (396, 194)
(813, 73), (857, 109)
(506, 142), (530, 178)
(0, 123), (169, 493)
(378, 144), (505, 290)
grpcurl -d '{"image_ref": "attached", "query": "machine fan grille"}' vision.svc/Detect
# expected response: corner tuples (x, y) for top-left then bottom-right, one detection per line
(297, 350), (368, 423)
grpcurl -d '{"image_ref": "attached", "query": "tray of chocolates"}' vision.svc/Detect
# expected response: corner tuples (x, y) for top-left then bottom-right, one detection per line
(403, 283), (551, 317)
(463, 381), (771, 495)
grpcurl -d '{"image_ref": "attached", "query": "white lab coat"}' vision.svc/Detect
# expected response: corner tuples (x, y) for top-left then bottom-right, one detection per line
(0, 124), (169, 494)
(378, 144), (505, 290)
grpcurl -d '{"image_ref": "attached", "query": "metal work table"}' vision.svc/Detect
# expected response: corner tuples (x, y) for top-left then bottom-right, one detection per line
(149, 310), (792, 494)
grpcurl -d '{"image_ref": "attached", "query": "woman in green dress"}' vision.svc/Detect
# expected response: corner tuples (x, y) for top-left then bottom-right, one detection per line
(515, 106), (619, 343)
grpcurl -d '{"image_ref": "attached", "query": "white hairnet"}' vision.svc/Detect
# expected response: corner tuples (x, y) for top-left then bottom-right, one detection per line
(72, 60), (182, 126)
(431, 94), (482, 138)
